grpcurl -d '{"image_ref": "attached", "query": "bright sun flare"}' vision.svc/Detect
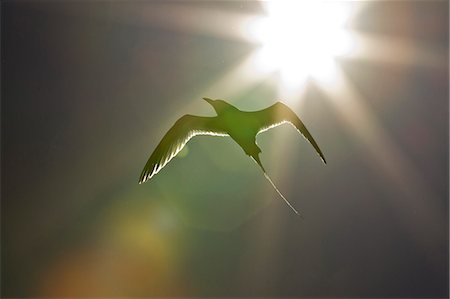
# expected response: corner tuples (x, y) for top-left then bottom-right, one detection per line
(252, 1), (353, 87)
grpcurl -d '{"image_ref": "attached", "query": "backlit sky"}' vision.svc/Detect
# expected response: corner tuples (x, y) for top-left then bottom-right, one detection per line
(2, 1), (448, 297)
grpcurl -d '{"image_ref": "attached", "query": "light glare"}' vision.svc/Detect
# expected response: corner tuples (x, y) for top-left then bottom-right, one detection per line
(252, 1), (353, 87)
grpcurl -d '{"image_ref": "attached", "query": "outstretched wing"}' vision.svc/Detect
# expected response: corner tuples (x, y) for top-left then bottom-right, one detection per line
(252, 102), (326, 164)
(139, 115), (228, 183)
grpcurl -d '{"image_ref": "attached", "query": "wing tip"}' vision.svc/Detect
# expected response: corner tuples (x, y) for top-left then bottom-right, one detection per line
(139, 166), (159, 184)
(138, 172), (150, 184)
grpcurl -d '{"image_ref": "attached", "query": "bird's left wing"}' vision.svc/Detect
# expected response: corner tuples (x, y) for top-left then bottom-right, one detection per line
(139, 115), (227, 183)
(251, 102), (326, 164)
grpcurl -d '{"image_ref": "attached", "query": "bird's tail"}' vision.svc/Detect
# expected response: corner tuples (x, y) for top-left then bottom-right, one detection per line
(250, 155), (302, 217)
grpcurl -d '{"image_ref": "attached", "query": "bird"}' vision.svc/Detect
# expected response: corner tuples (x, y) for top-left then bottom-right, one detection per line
(139, 98), (326, 215)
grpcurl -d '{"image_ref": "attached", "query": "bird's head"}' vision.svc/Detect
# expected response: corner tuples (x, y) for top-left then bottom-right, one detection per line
(202, 97), (234, 115)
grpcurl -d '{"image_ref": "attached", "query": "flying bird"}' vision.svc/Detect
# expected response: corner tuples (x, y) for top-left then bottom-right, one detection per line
(139, 98), (326, 215)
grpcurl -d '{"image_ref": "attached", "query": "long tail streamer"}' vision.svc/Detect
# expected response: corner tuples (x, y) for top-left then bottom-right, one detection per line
(263, 171), (303, 217)
(251, 157), (303, 217)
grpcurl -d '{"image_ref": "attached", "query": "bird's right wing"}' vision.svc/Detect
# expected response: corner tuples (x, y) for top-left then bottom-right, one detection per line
(139, 115), (227, 183)
(252, 102), (326, 164)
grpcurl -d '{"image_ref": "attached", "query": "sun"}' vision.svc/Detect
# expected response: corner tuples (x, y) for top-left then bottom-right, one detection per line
(251, 1), (354, 87)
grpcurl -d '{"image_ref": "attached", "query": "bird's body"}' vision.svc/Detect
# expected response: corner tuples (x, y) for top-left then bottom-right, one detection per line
(139, 98), (326, 214)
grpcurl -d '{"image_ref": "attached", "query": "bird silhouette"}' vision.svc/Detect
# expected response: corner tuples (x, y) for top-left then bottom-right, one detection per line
(139, 98), (326, 215)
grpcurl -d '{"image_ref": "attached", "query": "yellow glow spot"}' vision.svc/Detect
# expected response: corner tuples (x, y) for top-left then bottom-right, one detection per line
(251, 1), (354, 87)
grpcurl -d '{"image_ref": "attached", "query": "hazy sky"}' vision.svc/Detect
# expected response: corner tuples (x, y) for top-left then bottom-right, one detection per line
(2, 1), (448, 297)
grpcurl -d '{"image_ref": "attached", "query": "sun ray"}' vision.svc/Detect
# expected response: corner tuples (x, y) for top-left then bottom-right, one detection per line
(344, 31), (448, 68)
(315, 66), (445, 252)
(175, 52), (274, 115)
(109, 2), (262, 43)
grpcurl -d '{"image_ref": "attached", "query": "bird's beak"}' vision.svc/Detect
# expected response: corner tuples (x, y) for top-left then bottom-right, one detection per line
(203, 97), (214, 104)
